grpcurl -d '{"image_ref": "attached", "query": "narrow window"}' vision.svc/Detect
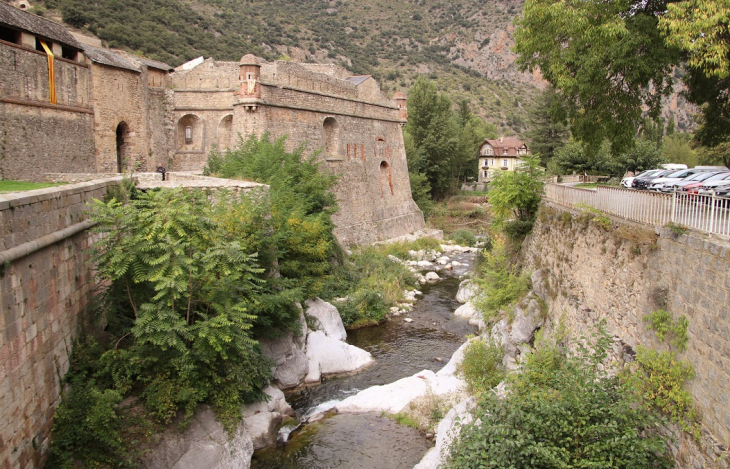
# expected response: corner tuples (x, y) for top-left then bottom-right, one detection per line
(502, 159), (508, 167)
(185, 126), (193, 144)
(0, 26), (20, 44)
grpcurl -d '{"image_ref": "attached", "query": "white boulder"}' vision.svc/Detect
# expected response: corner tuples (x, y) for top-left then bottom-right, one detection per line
(141, 406), (253, 469)
(413, 397), (477, 469)
(425, 271), (440, 281)
(453, 301), (477, 319)
(305, 298), (347, 342)
(306, 331), (374, 378)
(455, 279), (479, 304)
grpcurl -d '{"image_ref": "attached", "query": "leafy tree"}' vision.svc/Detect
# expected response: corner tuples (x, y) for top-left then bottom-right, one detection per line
(447, 328), (673, 469)
(404, 77), (459, 199)
(551, 140), (665, 177)
(698, 140), (730, 169)
(514, 0), (678, 156)
(663, 133), (698, 167)
(525, 86), (569, 165)
(453, 100), (498, 186)
(89, 188), (273, 426)
(488, 155), (544, 223)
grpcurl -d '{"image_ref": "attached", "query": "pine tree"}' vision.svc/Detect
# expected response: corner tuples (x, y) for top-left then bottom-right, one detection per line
(524, 87), (569, 166)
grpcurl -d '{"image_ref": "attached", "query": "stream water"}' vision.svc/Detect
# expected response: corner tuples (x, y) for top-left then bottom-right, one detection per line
(251, 250), (477, 469)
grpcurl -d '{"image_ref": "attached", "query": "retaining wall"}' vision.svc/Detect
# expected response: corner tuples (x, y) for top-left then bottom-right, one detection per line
(525, 203), (730, 468)
(0, 179), (119, 468)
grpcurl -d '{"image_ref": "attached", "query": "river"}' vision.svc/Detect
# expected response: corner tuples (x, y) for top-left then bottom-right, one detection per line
(251, 249), (477, 469)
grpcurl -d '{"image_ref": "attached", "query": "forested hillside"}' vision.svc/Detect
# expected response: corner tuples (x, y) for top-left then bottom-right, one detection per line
(25, 0), (541, 135)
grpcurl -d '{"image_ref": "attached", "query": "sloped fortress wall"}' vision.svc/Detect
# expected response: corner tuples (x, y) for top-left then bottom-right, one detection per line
(231, 57), (425, 245)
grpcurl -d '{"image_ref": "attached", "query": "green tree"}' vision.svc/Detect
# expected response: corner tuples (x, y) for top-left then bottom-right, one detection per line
(89, 189), (272, 425)
(488, 155), (544, 223)
(514, 0), (678, 156)
(453, 100), (498, 186)
(525, 86), (569, 165)
(551, 139), (664, 177)
(663, 133), (698, 167)
(404, 77), (459, 199)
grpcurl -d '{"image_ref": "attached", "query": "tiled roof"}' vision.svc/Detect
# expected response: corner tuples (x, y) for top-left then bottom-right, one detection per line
(135, 56), (173, 71)
(83, 45), (139, 72)
(0, 2), (82, 49)
(485, 137), (527, 149)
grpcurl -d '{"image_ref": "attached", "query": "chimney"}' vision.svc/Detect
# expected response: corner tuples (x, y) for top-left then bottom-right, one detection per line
(500, 136), (503, 143)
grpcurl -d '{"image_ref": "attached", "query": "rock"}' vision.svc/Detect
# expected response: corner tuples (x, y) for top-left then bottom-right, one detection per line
(141, 406), (253, 469)
(259, 310), (309, 389)
(451, 261), (461, 267)
(404, 318), (414, 323)
(413, 397), (477, 469)
(509, 298), (545, 345)
(531, 269), (550, 301)
(454, 301), (477, 319)
(305, 298), (347, 342)
(417, 260), (433, 268)
(306, 331), (374, 376)
(436, 256), (450, 265)
(425, 271), (440, 281)
(303, 358), (321, 384)
(388, 254), (404, 264)
(242, 385), (293, 418)
(243, 411), (283, 450)
(468, 314), (486, 331)
(455, 279), (479, 303)
(336, 369), (464, 414)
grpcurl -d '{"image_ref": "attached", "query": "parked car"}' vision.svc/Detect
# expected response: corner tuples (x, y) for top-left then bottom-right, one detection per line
(667, 171), (729, 192)
(622, 169), (663, 188)
(647, 168), (711, 191)
(660, 163), (688, 170)
(632, 170), (673, 190)
(697, 178), (730, 196)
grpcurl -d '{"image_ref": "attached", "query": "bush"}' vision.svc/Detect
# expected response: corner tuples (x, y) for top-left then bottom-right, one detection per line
(448, 327), (673, 468)
(503, 219), (534, 241)
(457, 338), (505, 394)
(448, 228), (477, 246)
(472, 237), (530, 324)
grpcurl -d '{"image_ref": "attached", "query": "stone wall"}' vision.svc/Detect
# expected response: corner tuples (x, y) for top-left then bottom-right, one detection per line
(236, 85), (424, 245)
(0, 179), (120, 468)
(524, 204), (730, 467)
(89, 63), (150, 172)
(0, 41), (95, 181)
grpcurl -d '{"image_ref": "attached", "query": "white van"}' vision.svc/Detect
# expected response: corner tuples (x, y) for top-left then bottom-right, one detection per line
(660, 163), (688, 170)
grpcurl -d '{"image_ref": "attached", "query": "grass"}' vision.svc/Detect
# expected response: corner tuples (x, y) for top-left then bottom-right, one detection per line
(0, 180), (66, 193)
(573, 183), (598, 189)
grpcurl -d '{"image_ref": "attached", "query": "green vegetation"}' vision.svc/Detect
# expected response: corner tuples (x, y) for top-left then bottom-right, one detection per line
(447, 228), (477, 247)
(549, 139), (666, 178)
(0, 180), (66, 193)
(576, 203), (612, 230)
(457, 338), (505, 394)
(644, 309), (689, 351)
(487, 155), (544, 225)
(515, 0), (730, 164)
(448, 327), (674, 468)
(666, 222), (690, 238)
(472, 237), (530, 325)
(524, 86), (569, 166)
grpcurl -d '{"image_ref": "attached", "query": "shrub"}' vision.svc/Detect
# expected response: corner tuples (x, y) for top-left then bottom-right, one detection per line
(503, 219), (534, 241)
(448, 327), (673, 468)
(448, 228), (477, 246)
(472, 237), (529, 324)
(457, 338), (505, 394)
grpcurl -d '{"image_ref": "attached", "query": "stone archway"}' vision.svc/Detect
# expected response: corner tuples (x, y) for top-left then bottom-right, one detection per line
(323, 117), (341, 160)
(218, 115), (233, 151)
(115, 122), (130, 173)
(177, 114), (203, 151)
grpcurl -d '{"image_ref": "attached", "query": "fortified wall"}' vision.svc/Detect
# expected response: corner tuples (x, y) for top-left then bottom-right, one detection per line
(0, 3), (424, 245)
(525, 204), (730, 467)
(0, 180), (121, 468)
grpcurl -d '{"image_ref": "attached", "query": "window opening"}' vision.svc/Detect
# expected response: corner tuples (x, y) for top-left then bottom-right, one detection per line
(0, 26), (20, 44)
(185, 126), (193, 144)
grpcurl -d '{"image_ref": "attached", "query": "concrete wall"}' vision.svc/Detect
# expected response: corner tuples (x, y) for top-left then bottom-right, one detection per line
(525, 204), (730, 467)
(0, 179), (119, 468)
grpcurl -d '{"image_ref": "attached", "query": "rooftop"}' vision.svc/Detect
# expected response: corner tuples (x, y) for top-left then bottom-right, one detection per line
(0, 2), (82, 49)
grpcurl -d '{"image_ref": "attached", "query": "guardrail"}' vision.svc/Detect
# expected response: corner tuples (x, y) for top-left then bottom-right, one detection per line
(544, 184), (730, 237)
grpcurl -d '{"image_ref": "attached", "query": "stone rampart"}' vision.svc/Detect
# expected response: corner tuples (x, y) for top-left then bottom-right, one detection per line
(0, 179), (120, 468)
(524, 204), (730, 467)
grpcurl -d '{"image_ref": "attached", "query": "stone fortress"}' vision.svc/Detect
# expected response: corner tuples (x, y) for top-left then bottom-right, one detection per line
(0, 1), (424, 245)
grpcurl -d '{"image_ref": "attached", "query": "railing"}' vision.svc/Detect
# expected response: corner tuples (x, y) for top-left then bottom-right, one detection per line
(544, 184), (730, 237)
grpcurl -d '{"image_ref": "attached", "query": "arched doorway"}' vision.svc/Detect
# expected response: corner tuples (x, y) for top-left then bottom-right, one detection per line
(323, 117), (340, 160)
(218, 115), (233, 151)
(116, 122), (130, 173)
(379, 161), (393, 198)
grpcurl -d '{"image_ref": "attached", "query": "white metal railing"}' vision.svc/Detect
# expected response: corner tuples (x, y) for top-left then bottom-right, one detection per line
(544, 184), (730, 237)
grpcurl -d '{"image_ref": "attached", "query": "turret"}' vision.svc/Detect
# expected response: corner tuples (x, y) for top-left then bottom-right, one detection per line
(393, 92), (407, 121)
(239, 54), (262, 99)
